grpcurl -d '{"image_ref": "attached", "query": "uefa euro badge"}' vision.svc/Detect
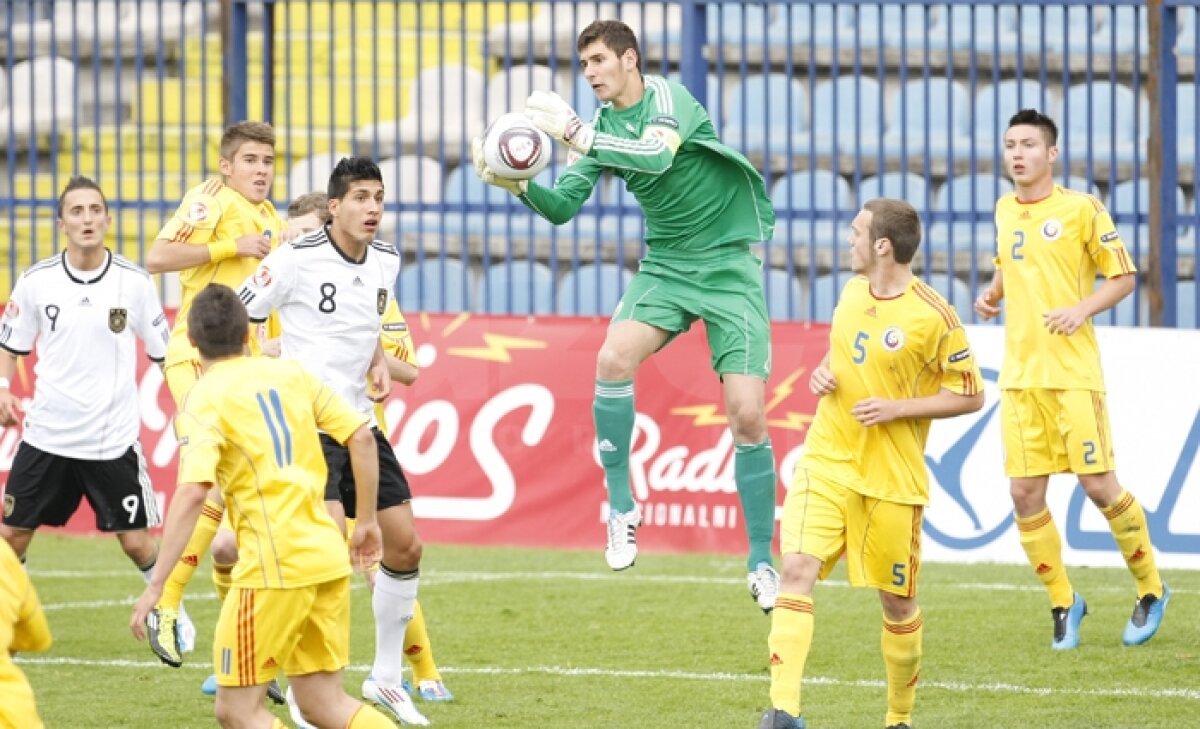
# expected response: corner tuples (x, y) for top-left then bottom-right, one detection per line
(109, 307), (128, 333)
(377, 289), (388, 315)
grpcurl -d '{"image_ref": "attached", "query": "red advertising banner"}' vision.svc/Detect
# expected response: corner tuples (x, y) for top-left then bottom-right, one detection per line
(1, 314), (831, 556)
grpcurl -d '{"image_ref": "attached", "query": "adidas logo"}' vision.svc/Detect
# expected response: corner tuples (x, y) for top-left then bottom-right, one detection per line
(405, 644), (424, 656)
(352, 276), (364, 286)
(80, 296), (92, 307)
(769, 653), (782, 666)
(262, 656), (278, 669)
(907, 670), (921, 688)
(1020, 210), (1031, 219)
(865, 305), (878, 318)
(1130, 547), (1145, 562)
(598, 438), (617, 452)
(183, 554), (199, 567)
(1035, 563), (1052, 575)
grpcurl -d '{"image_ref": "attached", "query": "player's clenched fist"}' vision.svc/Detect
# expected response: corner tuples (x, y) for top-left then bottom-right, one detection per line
(809, 363), (837, 396)
(525, 90), (595, 155)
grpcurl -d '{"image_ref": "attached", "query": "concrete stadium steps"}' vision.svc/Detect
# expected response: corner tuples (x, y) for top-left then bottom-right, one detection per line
(179, 32), (483, 99)
(10, 172), (193, 202)
(58, 124), (355, 180)
(0, 209), (164, 291)
(137, 76), (409, 129)
(277, 1), (530, 34)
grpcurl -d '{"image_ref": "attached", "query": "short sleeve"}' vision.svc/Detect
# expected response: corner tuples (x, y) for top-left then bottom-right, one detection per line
(379, 301), (417, 365)
(1086, 206), (1137, 278)
(936, 325), (983, 396)
(156, 182), (230, 245)
(174, 399), (226, 486)
(138, 276), (170, 362)
(238, 243), (297, 323)
(0, 274), (40, 355)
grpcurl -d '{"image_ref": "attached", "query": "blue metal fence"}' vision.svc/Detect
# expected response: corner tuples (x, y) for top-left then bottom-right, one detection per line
(2, 0), (1197, 327)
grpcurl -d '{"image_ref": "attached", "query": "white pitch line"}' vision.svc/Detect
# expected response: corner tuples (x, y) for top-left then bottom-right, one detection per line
(33, 569), (1199, 610)
(15, 656), (1200, 701)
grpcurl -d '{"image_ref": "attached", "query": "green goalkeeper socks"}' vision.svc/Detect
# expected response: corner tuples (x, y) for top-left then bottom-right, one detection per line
(736, 439), (778, 570)
(593, 379), (636, 514)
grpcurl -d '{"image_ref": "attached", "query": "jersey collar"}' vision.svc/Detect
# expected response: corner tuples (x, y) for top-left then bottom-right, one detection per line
(61, 249), (112, 284)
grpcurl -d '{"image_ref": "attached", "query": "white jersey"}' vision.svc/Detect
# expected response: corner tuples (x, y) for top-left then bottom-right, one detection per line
(238, 226), (399, 422)
(0, 251), (169, 459)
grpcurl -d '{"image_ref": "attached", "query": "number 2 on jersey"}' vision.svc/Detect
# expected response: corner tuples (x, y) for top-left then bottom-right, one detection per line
(256, 389), (293, 466)
(1011, 230), (1025, 261)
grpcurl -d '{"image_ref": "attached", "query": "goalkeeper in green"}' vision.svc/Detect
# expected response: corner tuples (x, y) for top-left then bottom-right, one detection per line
(473, 19), (780, 612)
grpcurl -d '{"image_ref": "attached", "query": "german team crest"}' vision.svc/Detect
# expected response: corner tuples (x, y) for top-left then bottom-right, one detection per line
(377, 289), (388, 315)
(109, 307), (128, 333)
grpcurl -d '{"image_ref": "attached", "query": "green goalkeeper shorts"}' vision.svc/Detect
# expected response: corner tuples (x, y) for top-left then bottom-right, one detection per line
(612, 245), (771, 379)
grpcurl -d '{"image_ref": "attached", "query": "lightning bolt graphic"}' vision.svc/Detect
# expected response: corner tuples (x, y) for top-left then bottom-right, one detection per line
(447, 333), (547, 362)
(670, 403), (728, 427)
(670, 367), (813, 431)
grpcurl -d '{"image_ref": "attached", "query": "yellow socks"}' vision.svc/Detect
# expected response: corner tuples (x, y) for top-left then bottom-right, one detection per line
(347, 704), (398, 728)
(881, 609), (923, 728)
(405, 600), (442, 683)
(212, 561), (234, 602)
(767, 593), (814, 717)
(1016, 508), (1074, 607)
(159, 500), (223, 609)
(1102, 490), (1164, 598)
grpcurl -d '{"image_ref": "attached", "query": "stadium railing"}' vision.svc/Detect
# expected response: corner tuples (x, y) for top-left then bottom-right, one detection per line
(1, 0), (1196, 326)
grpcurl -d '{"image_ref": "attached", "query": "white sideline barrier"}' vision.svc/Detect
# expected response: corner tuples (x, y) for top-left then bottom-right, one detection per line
(921, 325), (1200, 569)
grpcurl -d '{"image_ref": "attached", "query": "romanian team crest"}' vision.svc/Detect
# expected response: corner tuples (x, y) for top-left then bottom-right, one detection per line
(882, 326), (906, 351)
(1041, 218), (1063, 242)
(3, 300), (18, 320)
(188, 201), (209, 222)
(377, 289), (388, 315)
(3, 494), (14, 518)
(109, 307), (128, 333)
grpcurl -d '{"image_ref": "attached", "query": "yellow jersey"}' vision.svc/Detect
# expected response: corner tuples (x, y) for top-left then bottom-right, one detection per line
(994, 186), (1135, 390)
(157, 179), (285, 366)
(0, 539), (51, 729)
(175, 356), (368, 589)
(802, 277), (983, 505)
(373, 301), (418, 430)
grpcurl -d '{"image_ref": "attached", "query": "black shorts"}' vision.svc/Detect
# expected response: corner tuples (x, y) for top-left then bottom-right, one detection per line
(2, 441), (160, 531)
(320, 427), (411, 518)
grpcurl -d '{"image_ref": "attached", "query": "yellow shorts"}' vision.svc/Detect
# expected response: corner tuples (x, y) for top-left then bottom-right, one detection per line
(213, 576), (350, 687)
(163, 359), (202, 410)
(1000, 389), (1116, 478)
(0, 683), (44, 729)
(781, 468), (923, 597)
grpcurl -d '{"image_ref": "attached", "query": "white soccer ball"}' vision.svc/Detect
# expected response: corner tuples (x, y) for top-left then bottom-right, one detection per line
(482, 112), (552, 181)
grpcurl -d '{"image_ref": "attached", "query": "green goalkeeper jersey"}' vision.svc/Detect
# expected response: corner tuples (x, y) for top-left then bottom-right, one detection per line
(520, 74), (775, 254)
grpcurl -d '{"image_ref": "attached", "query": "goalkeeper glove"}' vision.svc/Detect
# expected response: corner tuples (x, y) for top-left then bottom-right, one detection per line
(472, 136), (527, 196)
(524, 90), (595, 155)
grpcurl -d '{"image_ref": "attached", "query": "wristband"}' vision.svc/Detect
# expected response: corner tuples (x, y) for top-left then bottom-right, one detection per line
(207, 238), (238, 262)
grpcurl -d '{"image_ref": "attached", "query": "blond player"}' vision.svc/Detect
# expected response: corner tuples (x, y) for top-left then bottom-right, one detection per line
(760, 199), (984, 729)
(1, 538), (52, 728)
(974, 109), (1168, 649)
(142, 122), (284, 685)
(130, 284), (397, 729)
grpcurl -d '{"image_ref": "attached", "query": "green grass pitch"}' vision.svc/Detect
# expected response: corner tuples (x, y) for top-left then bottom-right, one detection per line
(15, 534), (1199, 728)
